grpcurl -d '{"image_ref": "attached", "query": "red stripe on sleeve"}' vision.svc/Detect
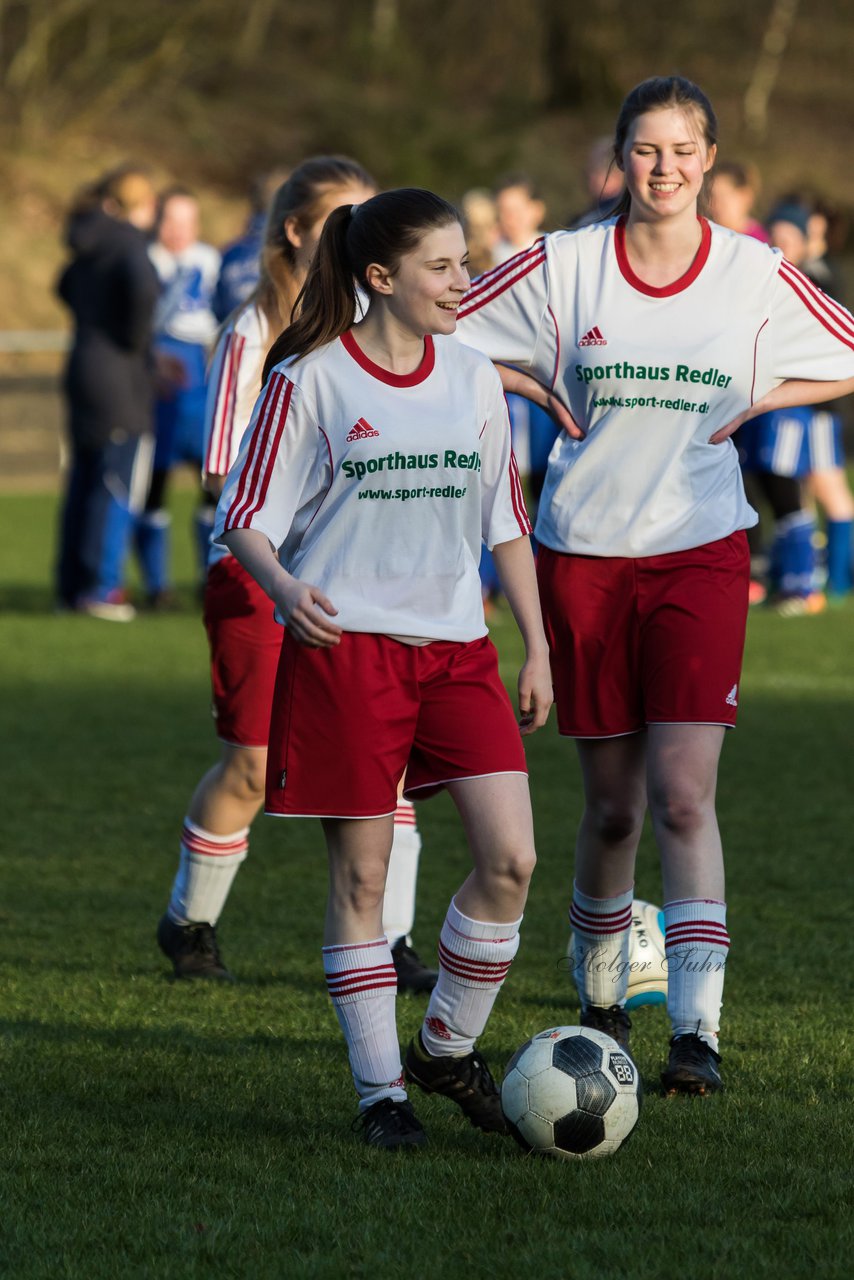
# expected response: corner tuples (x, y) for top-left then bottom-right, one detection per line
(458, 249), (546, 321)
(224, 373), (291, 530)
(777, 263), (854, 351)
(547, 304), (561, 389)
(205, 332), (234, 476)
(219, 333), (246, 475)
(779, 262), (854, 341)
(508, 450), (532, 534)
(462, 239), (546, 305)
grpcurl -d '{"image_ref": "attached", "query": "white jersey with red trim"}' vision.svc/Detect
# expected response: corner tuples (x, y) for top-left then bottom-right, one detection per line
(457, 217), (854, 557)
(213, 329), (531, 641)
(204, 305), (269, 477)
(203, 304), (269, 566)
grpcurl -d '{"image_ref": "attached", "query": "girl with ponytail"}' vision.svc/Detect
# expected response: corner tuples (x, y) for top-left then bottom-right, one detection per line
(214, 187), (552, 1150)
(157, 159), (443, 998)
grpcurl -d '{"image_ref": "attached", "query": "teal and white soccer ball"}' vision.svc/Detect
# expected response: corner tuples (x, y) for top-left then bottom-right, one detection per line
(625, 899), (667, 1010)
(567, 897), (667, 1011)
(501, 1025), (641, 1159)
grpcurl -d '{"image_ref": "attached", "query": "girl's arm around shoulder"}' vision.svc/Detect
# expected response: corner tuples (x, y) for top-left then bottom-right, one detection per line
(219, 527), (342, 648)
(490, 536), (553, 735)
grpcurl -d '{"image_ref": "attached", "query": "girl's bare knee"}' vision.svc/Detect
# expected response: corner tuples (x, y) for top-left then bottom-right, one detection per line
(485, 844), (536, 894)
(331, 864), (388, 916)
(648, 783), (709, 837)
(587, 799), (644, 847)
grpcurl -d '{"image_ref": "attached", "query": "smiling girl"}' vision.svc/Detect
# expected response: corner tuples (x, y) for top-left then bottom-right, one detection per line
(213, 188), (552, 1149)
(456, 76), (854, 1096)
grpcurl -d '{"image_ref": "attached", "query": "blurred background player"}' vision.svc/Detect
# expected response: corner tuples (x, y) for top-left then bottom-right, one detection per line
(707, 160), (770, 243)
(491, 174), (559, 511)
(212, 168), (290, 322)
(568, 135), (626, 228)
(492, 173), (546, 265)
(156, 157), (438, 994)
(738, 199), (854, 608)
(55, 166), (159, 620)
(460, 188), (499, 277)
(708, 160), (773, 602)
(135, 187), (221, 606)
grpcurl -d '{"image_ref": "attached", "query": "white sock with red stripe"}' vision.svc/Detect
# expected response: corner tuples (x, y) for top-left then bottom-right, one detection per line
(420, 898), (521, 1058)
(382, 799), (422, 946)
(569, 883), (634, 1011)
(664, 898), (730, 1052)
(167, 818), (249, 926)
(323, 938), (406, 1111)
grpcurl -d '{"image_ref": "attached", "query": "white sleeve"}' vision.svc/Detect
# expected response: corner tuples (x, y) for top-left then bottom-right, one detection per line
(204, 327), (248, 477)
(456, 238), (555, 382)
(764, 261), (854, 387)
(213, 372), (322, 550)
(478, 373), (533, 549)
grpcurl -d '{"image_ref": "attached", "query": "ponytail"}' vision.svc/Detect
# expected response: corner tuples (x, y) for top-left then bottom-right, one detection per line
(262, 204), (358, 382)
(263, 187), (459, 384)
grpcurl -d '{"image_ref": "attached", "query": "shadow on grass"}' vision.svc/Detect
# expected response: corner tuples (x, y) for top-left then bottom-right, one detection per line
(0, 584), (55, 614)
(0, 1015), (340, 1056)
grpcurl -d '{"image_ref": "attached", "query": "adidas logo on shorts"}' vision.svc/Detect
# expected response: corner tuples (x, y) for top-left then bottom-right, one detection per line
(725, 684), (738, 707)
(346, 417), (380, 441)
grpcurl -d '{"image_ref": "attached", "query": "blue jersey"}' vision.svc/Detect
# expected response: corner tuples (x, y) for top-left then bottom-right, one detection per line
(738, 406), (844, 478)
(212, 213), (265, 321)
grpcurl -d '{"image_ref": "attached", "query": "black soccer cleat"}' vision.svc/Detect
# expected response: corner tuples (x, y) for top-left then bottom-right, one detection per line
(661, 1033), (723, 1096)
(404, 1033), (507, 1134)
(156, 913), (234, 981)
(354, 1098), (427, 1151)
(580, 1003), (632, 1052)
(391, 938), (439, 994)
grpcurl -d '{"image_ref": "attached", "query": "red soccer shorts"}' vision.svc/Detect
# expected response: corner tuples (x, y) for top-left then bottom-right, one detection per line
(265, 632), (527, 818)
(536, 532), (750, 737)
(203, 557), (284, 748)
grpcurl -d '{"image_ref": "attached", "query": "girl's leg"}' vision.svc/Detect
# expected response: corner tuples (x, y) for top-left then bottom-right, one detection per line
(645, 723), (725, 901)
(449, 772), (536, 923)
(762, 472), (817, 603)
(381, 777), (438, 994)
(569, 736), (647, 1027)
(322, 817), (415, 1125)
(646, 723), (730, 1092)
(808, 468), (854, 596)
(405, 774), (535, 1133)
(158, 744), (265, 979)
(165, 745), (265, 926)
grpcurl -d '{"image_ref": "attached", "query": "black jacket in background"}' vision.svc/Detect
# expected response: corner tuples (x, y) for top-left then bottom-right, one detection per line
(57, 208), (160, 450)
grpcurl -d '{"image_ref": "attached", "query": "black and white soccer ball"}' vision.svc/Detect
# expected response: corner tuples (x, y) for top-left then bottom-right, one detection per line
(567, 897), (668, 1011)
(501, 1026), (641, 1159)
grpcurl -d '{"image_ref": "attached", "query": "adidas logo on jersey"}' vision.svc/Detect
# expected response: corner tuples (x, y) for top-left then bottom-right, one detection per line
(346, 417), (380, 441)
(725, 684), (738, 707)
(578, 326), (607, 347)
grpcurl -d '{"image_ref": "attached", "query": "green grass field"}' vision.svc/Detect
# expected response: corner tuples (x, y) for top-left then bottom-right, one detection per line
(1, 490), (853, 1279)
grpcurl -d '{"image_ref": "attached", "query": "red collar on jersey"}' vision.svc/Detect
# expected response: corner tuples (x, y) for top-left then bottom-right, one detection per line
(614, 215), (711, 298)
(340, 330), (436, 387)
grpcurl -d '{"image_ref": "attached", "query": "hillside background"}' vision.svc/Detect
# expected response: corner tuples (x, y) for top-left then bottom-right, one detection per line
(1, 0), (853, 333)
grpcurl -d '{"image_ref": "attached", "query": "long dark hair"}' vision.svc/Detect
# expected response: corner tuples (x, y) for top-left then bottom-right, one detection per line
(609, 76), (718, 220)
(250, 155), (376, 339)
(262, 187), (459, 382)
